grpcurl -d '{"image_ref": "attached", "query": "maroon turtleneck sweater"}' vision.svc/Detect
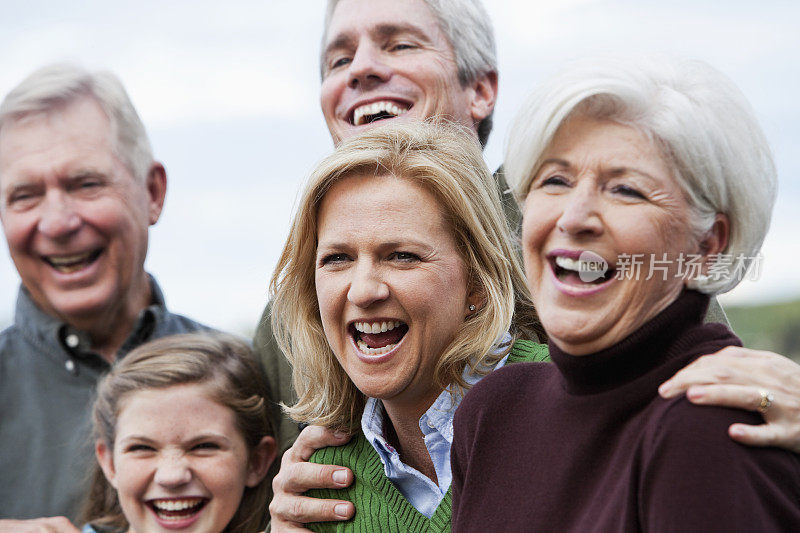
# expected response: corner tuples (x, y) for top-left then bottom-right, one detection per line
(451, 290), (800, 532)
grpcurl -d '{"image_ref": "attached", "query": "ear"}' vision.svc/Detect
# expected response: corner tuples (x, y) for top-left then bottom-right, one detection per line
(145, 162), (167, 226)
(95, 440), (118, 489)
(465, 277), (486, 318)
(245, 436), (277, 488)
(698, 213), (730, 274)
(468, 70), (498, 124)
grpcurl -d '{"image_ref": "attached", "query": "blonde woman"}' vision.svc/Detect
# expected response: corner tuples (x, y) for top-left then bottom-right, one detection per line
(270, 121), (545, 531)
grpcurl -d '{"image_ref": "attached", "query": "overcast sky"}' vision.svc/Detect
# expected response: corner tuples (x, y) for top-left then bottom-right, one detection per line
(1, 0), (798, 334)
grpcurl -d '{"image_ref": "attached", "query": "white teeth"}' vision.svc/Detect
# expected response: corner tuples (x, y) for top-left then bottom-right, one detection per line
(46, 251), (97, 273)
(47, 252), (93, 266)
(357, 339), (398, 356)
(151, 498), (202, 511)
(555, 256), (606, 273)
(353, 100), (408, 125)
(354, 320), (402, 333)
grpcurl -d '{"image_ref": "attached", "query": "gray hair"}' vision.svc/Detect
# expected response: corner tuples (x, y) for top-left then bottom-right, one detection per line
(321, 0), (498, 146)
(0, 63), (153, 181)
(505, 56), (777, 295)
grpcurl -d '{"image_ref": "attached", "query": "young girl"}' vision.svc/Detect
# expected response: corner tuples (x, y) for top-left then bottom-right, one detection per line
(81, 333), (276, 533)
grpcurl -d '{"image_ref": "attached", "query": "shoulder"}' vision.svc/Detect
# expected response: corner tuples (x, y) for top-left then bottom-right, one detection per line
(155, 307), (214, 338)
(0, 323), (27, 376)
(309, 432), (374, 468)
(508, 339), (550, 363)
(647, 395), (766, 451)
(639, 397), (800, 527)
(456, 356), (554, 432)
(642, 396), (800, 500)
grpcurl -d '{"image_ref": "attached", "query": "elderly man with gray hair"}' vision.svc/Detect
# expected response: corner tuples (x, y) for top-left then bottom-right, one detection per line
(264, 0), (800, 530)
(0, 64), (208, 530)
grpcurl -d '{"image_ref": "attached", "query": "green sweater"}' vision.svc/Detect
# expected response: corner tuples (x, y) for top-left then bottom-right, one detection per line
(305, 339), (550, 532)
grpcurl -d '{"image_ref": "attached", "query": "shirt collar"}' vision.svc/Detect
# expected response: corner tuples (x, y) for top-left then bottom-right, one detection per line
(14, 274), (167, 366)
(361, 332), (512, 457)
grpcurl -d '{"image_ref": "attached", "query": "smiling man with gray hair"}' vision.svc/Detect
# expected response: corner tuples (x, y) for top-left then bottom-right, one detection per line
(0, 63), (208, 529)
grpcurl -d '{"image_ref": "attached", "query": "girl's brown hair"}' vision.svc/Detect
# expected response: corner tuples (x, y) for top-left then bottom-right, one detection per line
(81, 332), (273, 533)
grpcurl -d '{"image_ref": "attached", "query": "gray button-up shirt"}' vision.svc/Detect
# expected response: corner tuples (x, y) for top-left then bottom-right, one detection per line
(0, 277), (209, 520)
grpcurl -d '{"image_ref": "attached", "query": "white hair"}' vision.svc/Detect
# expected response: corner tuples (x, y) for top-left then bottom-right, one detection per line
(321, 0), (497, 146)
(505, 56), (777, 295)
(0, 63), (153, 182)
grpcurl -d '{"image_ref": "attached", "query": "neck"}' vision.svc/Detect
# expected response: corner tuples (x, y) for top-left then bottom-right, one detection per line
(67, 275), (152, 363)
(382, 396), (440, 484)
(549, 289), (712, 394)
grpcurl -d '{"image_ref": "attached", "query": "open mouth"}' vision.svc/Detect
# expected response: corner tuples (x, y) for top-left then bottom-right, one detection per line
(148, 497), (208, 522)
(350, 320), (409, 356)
(350, 100), (411, 126)
(551, 255), (615, 286)
(43, 249), (102, 274)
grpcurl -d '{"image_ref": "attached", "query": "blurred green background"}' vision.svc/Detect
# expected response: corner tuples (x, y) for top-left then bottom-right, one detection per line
(728, 300), (800, 362)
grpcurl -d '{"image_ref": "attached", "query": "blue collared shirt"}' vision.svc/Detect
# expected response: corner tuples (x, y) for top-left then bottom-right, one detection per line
(361, 334), (511, 517)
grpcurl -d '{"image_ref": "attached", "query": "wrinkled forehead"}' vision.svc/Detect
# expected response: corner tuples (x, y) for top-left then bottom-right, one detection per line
(0, 98), (116, 176)
(322, 0), (446, 57)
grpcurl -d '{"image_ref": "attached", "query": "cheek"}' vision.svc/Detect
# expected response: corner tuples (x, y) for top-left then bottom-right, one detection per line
(320, 77), (342, 115)
(521, 204), (550, 263)
(2, 214), (33, 251)
(315, 272), (345, 345)
(111, 458), (146, 497)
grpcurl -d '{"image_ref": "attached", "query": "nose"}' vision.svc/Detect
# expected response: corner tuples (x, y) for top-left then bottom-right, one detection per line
(37, 191), (81, 238)
(348, 41), (392, 90)
(347, 261), (390, 308)
(154, 453), (193, 488)
(556, 183), (604, 237)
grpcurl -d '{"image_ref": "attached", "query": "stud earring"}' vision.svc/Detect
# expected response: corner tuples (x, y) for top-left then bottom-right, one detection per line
(468, 304), (476, 312)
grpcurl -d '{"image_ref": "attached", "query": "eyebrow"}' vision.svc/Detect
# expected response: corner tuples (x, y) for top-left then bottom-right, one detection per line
(316, 239), (437, 255)
(537, 158), (661, 184)
(324, 23), (432, 58)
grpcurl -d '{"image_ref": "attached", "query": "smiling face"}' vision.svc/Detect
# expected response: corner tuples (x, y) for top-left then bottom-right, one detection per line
(522, 114), (703, 355)
(320, 0), (493, 145)
(0, 96), (164, 332)
(96, 383), (265, 533)
(315, 173), (471, 415)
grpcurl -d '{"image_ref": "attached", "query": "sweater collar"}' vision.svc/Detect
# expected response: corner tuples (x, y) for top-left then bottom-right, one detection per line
(549, 289), (711, 394)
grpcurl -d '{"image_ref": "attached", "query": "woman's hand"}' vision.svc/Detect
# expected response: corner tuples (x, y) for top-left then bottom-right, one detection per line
(0, 517), (81, 533)
(659, 346), (800, 452)
(269, 425), (355, 532)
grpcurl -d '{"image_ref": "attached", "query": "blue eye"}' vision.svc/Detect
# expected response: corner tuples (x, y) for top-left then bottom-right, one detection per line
(389, 251), (420, 263)
(127, 444), (155, 453)
(390, 42), (416, 51)
(192, 442), (220, 451)
(331, 57), (351, 69)
(321, 253), (350, 265)
(611, 184), (645, 199)
(540, 175), (569, 187)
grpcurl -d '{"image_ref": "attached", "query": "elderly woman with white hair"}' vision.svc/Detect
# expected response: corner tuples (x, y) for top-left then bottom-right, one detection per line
(451, 57), (800, 531)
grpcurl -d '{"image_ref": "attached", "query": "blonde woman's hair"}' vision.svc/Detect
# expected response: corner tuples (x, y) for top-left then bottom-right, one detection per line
(81, 333), (274, 533)
(270, 120), (543, 432)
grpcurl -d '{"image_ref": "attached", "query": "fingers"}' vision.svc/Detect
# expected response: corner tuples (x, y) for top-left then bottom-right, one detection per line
(269, 494), (355, 528)
(269, 424), (355, 527)
(0, 517), (81, 533)
(728, 423), (800, 453)
(288, 425), (352, 462)
(275, 461), (354, 494)
(659, 347), (800, 398)
(683, 384), (769, 413)
(679, 382), (800, 454)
